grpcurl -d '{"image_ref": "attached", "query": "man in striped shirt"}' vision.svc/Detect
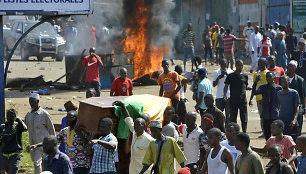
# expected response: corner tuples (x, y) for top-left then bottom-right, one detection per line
(182, 23), (195, 72)
(222, 28), (247, 69)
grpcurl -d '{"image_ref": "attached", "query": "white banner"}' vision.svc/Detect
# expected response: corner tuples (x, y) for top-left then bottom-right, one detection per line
(0, 0), (92, 15)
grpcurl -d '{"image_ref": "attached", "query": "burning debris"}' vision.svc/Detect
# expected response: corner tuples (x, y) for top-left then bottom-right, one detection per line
(67, 0), (178, 82)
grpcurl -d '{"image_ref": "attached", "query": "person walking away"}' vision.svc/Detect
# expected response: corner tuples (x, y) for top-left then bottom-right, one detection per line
(251, 120), (297, 168)
(178, 112), (203, 174)
(267, 55), (285, 84)
(213, 27), (221, 64)
(223, 60), (250, 133)
(110, 68), (133, 96)
(195, 68), (213, 116)
(80, 47), (104, 97)
(274, 32), (288, 71)
(286, 28), (297, 60)
(86, 118), (118, 174)
(140, 120), (186, 174)
(64, 20), (77, 53)
(249, 58), (268, 136)
(182, 23), (195, 72)
(158, 60), (181, 120)
(258, 34), (273, 59)
(249, 26), (262, 73)
(243, 21), (255, 57)
(42, 136), (73, 174)
(221, 123), (241, 165)
(291, 38), (306, 84)
(287, 60), (306, 136)
(25, 93), (55, 174)
(201, 128), (235, 174)
(202, 26), (213, 65)
(266, 145), (295, 174)
(114, 101), (154, 174)
(175, 65), (188, 124)
(222, 29), (247, 69)
(277, 75), (300, 141)
(216, 27), (225, 59)
(0, 109), (27, 174)
(203, 94), (225, 132)
(235, 133), (265, 174)
(213, 59), (233, 126)
(251, 72), (282, 140)
(296, 135), (306, 174)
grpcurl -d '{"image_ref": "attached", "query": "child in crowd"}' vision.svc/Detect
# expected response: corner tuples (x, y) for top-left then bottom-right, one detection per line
(162, 106), (179, 141)
(221, 122), (241, 163)
(178, 112), (203, 174)
(266, 145), (294, 174)
(251, 120), (296, 168)
(296, 135), (306, 174)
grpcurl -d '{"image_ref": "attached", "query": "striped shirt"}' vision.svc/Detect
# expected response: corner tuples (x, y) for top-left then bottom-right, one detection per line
(90, 133), (118, 173)
(182, 30), (195, 48)
(222, 34), (236, 54)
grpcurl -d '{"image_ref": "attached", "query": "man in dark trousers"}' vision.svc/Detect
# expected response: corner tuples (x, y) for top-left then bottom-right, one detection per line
(223, 59), (251, 133)
(80, 47), (104, 97)
(287, 60), (306, 136)
(292, 38), (306, 84)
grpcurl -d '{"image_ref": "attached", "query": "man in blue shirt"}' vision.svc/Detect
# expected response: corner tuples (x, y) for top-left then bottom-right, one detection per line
(195, 68), (213, 116)
(43, 136), (73, 174)
(277, 75), (300, 141)
(252, 72), (282, 140)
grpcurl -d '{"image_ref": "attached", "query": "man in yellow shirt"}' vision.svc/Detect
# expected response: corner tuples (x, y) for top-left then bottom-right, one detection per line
(212, 28), (221, 64)
(140, 120), (186, 174)
(249, 58), (268, 136)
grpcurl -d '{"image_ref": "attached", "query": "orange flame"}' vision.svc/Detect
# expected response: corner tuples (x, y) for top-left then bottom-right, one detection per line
(121, 0), (169, 80)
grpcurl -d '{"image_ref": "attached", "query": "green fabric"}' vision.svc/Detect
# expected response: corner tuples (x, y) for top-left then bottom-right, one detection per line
(113, 100), (144, 139)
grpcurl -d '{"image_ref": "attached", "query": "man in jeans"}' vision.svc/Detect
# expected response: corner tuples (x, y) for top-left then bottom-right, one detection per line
(0, 109), (27, 174)
(224, 60), (250, 133)
(80, 47), (104, 96)
(213, 59), (233, 126)
(182, 23), (195, 72)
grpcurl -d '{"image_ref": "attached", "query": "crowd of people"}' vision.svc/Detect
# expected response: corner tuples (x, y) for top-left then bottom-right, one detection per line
(0, 20), (306, 174)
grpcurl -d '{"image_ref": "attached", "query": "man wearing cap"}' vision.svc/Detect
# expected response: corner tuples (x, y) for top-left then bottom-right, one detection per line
(287, 60), (306, 136)
(243, 21), (254, 57)
(249, 26), (262, 73)
(25, 93), (55, 174)
(140, 120), (186, 174)
(292, 38), (306, 84)
(195, 68), (213, 116)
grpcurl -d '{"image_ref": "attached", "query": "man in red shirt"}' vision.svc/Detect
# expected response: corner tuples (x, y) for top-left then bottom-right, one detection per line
(80, 47), (103, 96)
(222, 28), (246, 70)
(158, 60), (181, 123)
(267, 56), (285, 84)
(110, 68), (133, 96)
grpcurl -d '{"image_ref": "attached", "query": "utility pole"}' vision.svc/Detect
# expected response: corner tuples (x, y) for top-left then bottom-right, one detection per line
(0, 15), (5, 124)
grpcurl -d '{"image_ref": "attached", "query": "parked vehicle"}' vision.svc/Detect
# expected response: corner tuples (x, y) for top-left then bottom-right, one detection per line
(4, 20), (66, 61)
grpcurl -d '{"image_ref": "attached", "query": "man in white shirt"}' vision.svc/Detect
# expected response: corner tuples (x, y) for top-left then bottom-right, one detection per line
(213, 59), (233, 126)
(243, 21), (254, 57)
(114, 101), (154, 174)
(178, 112), (203, 174)
(221, 122), (241, 166)
(249, 26), (262, 73)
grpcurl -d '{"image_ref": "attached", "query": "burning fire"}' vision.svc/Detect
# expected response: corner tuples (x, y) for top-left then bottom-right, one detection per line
(121, 0), (169, 80)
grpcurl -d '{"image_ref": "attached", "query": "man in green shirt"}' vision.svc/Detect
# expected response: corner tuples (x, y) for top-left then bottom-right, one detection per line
(235, 133), (264, 174)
